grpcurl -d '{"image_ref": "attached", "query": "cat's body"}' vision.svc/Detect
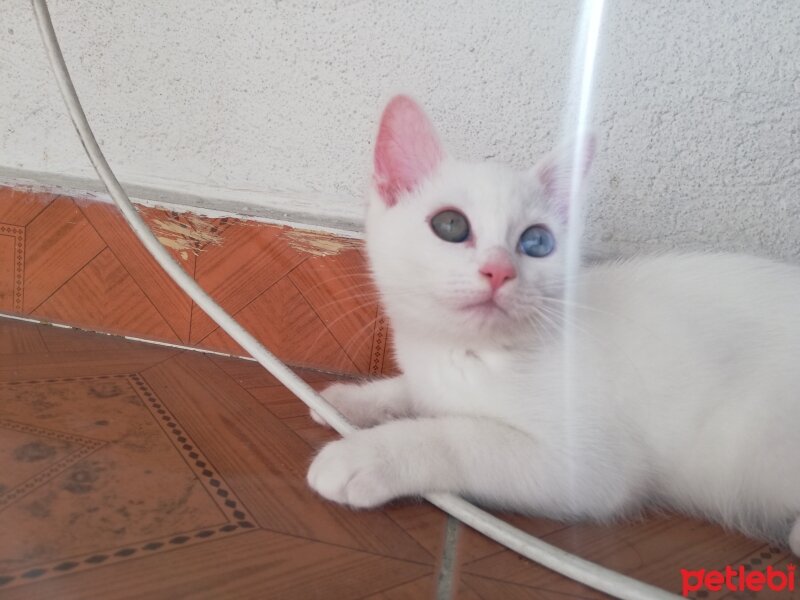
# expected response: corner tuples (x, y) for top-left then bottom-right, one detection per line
(391, 253), (800, 539)
(307, 96), (800, 553)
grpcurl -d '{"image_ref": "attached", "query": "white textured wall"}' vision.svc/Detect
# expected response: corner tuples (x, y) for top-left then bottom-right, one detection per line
(1, 1), (798, 258)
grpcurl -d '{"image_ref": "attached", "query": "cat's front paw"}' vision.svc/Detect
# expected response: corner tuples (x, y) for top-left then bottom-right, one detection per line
(309, 382), (361, 428)
(311, 381), (400, 429)
(306, 436), (397, 508)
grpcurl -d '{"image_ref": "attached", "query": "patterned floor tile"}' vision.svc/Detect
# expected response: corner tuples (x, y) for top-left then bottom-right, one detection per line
(78, 201), (195, 343)
(198, 277), (359, 372)
(140, 351), (438, 564)
(361, 575), (438, 599)
(23, 197), (106, 312)
(190, 221), (305, 344)
(0, 187), (55, 227)
(0, 222), (24, 313)
(462, 574), (609, 599)
(288, 249), (378, 375)
(210, 354), (342, 390)
(33, 248), (179, 342)
(0, 530), (431, 600)
(0, 188), (394, 375)
(0, 318), (47, 354)
(0, 374), (254, 590)
(35, 323), (143, 353)
(461, 515), (782, 599)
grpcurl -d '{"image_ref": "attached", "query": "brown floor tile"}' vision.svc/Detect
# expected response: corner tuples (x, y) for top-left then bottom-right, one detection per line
(360, 573), (483, 599)
(199, 276), (359, 372)
(139, 352), (437, 564)
(0, 322), (179, 380)
(0, 187), (55, 227)
(35, 323), (144, 353)
(460, 514), (790, 598)
(33, 248), (179, 342)
(0, 350), (181, 381)
(248, 384), (568, 598)
(210, 354), (342, 390)
(1, 530), (431, 600)
(214, 357), (346, 448)
(462, 573), (606, 599)
(245, 373), (354, 449)
(23, 197), (106, 312)
(456, 513), (568, 565)
(383, 503), (450, 563)
(0, 223), (24, 313)
(288, 249), (378, 375)
(0, 325), (437, 597)
(722, 553), (800, 599)
(209, 354), (283, 388)
(78, 201), (195, 343)
(1, 188), (391, 375)
(0, 374), (251, 583)
(248, 379), (336, 417)
(0, 319), (47, 354)
(190, 221), (305, 344)
(287, 416), (342, 448)
(380, 318), (400, 375)
(362, 575), (436, 599)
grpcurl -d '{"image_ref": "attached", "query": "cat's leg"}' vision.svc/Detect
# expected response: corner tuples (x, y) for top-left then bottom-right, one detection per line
(790, 518), (800, 556)
(310, 376), (411, 429)
(307, 416), (618, 515)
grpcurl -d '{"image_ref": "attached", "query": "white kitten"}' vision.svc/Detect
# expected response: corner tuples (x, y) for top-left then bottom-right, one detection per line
(307, 95), (800, 554)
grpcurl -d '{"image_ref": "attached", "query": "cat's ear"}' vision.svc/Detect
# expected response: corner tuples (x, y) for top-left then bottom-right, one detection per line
(374, 95), (444, 207)
(533, 135), (596, 221)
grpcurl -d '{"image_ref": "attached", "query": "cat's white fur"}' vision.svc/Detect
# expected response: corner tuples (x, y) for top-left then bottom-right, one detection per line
(307, 96), (800, 554)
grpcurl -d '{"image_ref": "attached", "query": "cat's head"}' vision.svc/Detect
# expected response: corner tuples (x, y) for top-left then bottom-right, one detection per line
(366, 95), (593, 344)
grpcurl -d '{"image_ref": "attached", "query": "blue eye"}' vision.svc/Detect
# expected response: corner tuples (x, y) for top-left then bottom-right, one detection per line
(431, 209), (470, 243)
(519, 225), (555, 257)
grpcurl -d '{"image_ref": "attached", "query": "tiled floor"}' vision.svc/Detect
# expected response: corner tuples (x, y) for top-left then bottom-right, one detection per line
(0, 317), (795, 599)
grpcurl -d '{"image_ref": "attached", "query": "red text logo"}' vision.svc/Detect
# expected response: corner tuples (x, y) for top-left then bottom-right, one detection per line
(681, 565), (796, 596)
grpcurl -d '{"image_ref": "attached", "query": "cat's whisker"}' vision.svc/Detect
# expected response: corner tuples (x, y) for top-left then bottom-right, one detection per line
(338, 316), (389, 370)
(297, 303), (382, 367)
(309, 291), (382, 313)
(534, 302), (648, 387)
(536, 295), (629, 321)
(297, 275), (378, 297)
(536, 295), (661, 340)
(292, 289), (430, 370)
(528, 306), (562, 347)
(309, 287), (429, 314)
(311, 301), (382, 335)
(536, 302), (602, 348)
(294, 264), (375, 282)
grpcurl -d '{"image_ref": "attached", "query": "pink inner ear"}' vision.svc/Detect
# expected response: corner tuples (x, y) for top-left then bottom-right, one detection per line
(374, 95), (443, 206)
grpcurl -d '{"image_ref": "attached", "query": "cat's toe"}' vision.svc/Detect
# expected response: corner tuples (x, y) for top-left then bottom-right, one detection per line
(307, 437), (395, 508)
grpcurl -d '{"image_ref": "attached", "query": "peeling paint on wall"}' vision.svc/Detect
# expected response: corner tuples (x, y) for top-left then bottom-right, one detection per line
(284, 229), (363, 257)
(150, 214), (227, 260)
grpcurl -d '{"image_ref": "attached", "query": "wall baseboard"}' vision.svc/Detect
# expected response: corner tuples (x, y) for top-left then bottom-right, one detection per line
(0, 184), (395, 377)
(0, 166), (364, 236)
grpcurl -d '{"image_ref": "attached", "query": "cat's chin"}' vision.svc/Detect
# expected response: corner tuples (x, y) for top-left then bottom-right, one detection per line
(459, 298), (510, 318)
(449, 299), (524, 338)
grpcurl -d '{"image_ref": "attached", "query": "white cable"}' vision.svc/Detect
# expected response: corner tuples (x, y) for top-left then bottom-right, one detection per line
(30, 2), (679, 598)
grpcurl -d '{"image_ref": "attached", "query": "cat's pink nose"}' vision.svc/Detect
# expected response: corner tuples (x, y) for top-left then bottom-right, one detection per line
(479, 252), (517, 292)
